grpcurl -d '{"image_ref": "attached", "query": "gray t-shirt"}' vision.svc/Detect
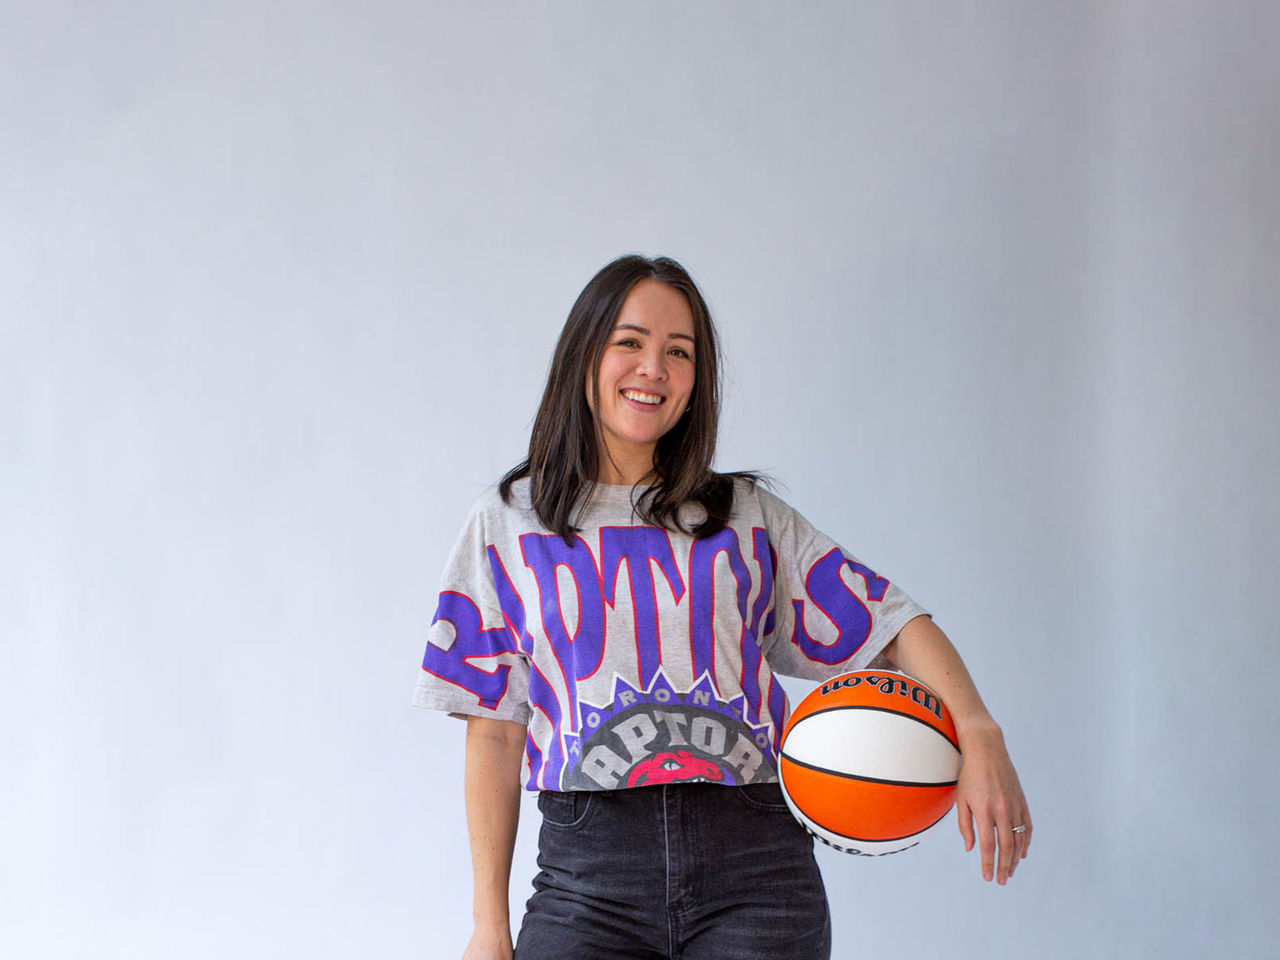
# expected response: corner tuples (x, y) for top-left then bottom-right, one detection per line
(414, 478), (928, 791)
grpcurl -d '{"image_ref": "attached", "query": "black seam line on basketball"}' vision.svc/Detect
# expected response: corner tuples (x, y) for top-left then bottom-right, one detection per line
(799, 803), (955, 846)
(781, 703), (961, 753)
(780, 753), (959, 789)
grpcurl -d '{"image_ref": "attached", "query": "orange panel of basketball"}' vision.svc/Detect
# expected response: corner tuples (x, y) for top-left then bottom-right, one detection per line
(779, 671), (961, 856)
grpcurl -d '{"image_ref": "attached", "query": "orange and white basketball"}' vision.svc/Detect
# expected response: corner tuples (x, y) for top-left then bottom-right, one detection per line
(778, 670), (961, 856)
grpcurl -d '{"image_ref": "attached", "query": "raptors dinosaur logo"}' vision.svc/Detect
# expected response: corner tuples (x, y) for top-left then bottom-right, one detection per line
(627, 751), (726, 787)
(562, 673), (776, 791)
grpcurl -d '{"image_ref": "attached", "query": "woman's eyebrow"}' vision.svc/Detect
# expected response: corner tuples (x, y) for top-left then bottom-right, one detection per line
(613, 322), (696, 343)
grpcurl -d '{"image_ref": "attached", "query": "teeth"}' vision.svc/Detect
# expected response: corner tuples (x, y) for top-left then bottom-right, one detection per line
(622, 389), (663, 405)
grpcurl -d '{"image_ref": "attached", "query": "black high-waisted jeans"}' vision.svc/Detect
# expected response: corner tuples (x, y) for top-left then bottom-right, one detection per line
(513, 781), (831, 960)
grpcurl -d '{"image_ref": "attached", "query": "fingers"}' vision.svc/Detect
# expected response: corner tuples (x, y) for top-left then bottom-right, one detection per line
(1012, 814), (1033, 870)
(957, 798), (976, 852)
(1004, 813), (1032, 880)
(977, 816), (997, 882)
(996, 820), (1016, 884)
(973, 804), (1034, 884)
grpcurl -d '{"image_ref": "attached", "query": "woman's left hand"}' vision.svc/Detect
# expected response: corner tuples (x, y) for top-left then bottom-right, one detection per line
(954, 721), (1031, 884)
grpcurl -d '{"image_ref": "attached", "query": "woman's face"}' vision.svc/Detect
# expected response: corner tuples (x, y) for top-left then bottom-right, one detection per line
(588, 278), (697, 483)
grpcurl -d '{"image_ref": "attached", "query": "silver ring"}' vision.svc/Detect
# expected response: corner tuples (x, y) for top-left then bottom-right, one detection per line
(1012, 824), (1028, 834)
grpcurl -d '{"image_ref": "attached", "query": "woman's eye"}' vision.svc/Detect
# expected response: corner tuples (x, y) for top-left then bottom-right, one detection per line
(669, 348), (691, 359)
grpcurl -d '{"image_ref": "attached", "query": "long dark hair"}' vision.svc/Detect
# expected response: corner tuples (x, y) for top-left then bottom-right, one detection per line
(499, 254), (759, 544)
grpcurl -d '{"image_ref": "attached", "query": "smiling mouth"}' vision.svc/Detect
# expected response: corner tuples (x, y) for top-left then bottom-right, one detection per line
(621, 388), (664, 405)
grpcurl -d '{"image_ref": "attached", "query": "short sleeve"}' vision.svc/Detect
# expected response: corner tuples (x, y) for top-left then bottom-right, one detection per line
(413, 494), (531, 724)
(756, 488), (929, 681)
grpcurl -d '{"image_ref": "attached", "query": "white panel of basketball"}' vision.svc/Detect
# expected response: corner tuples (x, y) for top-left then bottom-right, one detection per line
(784, 708), (960, 783)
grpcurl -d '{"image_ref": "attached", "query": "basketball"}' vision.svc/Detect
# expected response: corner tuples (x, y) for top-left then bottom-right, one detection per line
(778, 670), (961, 856)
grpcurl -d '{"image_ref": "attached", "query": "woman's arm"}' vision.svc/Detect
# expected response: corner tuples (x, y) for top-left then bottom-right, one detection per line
(461, 716), (527, 960)
(882, 615), (1032, 885)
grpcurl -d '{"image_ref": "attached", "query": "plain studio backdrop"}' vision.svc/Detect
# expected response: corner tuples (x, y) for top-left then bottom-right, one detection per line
(3, 2), (1277, 958)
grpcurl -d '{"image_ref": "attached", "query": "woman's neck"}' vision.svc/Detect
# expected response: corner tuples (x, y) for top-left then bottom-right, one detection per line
(596, 446), (656, 486)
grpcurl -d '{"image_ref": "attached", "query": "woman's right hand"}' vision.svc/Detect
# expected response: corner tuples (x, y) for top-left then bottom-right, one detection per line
(461, 924), (513, 960)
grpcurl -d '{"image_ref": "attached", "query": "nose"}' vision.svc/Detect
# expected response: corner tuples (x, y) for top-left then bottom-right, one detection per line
(636, 345), (668, 380)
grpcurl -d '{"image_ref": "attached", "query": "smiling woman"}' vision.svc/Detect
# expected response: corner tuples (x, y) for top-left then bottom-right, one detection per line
(495, 255), (755, 549)
(414, 255), (1031, 960)
(588, 279), (697, 484)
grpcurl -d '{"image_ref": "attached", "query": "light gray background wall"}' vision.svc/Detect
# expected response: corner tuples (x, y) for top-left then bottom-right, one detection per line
(4, 2), (1277, 958)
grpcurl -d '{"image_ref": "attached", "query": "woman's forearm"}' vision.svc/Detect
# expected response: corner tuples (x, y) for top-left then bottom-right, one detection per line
(882, 615), (998, 737)
(464, 716), (527, 929)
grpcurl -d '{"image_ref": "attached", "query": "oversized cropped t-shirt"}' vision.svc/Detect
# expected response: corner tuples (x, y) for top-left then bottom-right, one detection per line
(414, 478), (928, 792)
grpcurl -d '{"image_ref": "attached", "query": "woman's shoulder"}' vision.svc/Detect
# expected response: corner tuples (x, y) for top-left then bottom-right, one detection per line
(723, 474), (820, 540)
(722, 471), (787, 516)
(488, 475), (532, 507)
(460, 478), (534, 529)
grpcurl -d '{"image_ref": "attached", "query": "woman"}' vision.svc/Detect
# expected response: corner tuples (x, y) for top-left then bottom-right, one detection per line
(415, 255), (1031, 960)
